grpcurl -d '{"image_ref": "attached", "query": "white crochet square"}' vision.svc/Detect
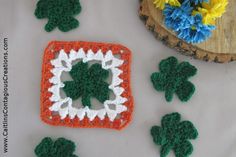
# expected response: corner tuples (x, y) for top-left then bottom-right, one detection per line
(47, 48), (128, 121)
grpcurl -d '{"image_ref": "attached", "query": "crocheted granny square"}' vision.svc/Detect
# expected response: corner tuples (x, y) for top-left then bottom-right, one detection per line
(40, 41), (133, 130)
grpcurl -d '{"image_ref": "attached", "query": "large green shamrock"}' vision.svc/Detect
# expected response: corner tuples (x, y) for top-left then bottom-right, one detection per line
(151, 56), (197, 102)
(63, 61), (110, 108)
(151, 112), (198, 157)
(35, 137), (78, 157)
(34, 0), (82, 32)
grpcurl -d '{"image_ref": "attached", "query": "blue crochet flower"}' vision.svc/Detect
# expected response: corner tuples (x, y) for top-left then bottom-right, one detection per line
(163, 1), (215, 44)
(189, 0), (208, 5)
(163, 1), (194, 32)
(177, 14), (215, 44)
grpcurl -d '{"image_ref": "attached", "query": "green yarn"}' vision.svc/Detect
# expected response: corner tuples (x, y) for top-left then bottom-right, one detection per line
(63, 61), (110, 108)
(35, 137), (78, 157)
(34, 0), (82, 32)
(151, 56), (197, 102)
(151, 112), (198, 157)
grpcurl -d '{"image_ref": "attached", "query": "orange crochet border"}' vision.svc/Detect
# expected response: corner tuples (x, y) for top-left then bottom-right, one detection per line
(40, 41), (133, 130)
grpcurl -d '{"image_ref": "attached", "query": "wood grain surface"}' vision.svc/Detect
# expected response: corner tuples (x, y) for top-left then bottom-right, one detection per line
(139, 0), (236, 63)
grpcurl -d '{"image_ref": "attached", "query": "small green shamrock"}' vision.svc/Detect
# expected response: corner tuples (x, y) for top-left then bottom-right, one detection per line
(34, 0), (82, 32)
(35, 137), (78, 157)
(151, 56), (197, 102)
(151, 112), (198, 157)
(63, 61), (110, 108)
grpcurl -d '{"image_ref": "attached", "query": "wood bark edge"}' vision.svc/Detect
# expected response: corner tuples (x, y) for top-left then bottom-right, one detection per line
(138, 0), (236, 63)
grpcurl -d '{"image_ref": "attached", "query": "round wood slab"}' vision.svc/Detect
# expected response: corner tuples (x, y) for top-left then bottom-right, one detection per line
(139, 0), (236, 63)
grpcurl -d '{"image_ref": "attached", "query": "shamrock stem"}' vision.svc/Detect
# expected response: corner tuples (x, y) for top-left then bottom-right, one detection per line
(161, 143), (171, 157)
(165, 89), (174, 102)
(45, 19), (57, 32)
(82, 95), (91, 108)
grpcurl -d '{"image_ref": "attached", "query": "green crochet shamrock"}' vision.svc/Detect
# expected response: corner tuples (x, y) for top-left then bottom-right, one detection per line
(34, 0), (82, 32)
(63, 61), (110, 108)
(151, 112), (198, 157)
(35, 137), (78, 157)
(151, 56), (197, 102)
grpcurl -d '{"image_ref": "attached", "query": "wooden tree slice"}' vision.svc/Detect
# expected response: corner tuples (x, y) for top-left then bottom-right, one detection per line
(139, 0), (236, 63)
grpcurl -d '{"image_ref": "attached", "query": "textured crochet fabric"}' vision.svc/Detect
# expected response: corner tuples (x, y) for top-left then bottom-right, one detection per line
(35, 137), (78, 157)
(63, 61), (110, 108)
(40, 41), (133, 130)
(151, 56), (197, 102)
(151, 112), (198, 157)
(34, 0), (81, 32)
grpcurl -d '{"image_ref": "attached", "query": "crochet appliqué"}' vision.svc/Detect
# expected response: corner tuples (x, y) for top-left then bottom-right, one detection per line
(62, 61), (110, 108)
(40, 41), (133, 130)
(35, 137), (78, 157)
(34, 0), (82, 32)
(151, 56), (197, 102)
(151, 112), (198, 157)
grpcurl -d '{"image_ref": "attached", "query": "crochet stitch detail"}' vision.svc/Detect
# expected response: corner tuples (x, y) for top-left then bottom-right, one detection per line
(35, 0), (81, 32)
(151, 112), (198, 157)
(151, 56), (197, 102)
(40, 41), (134, 130)
(35, 137), (78, 157)
(48, 49), (127, 121)
(63, 61), (110, 108)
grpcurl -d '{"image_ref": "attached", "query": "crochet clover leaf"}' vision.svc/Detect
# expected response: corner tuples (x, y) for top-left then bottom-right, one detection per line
(151, 112), (198, 157)
(35, 137), (78, 157)
(63, 61), (110, 108)
(34, 0), (81, 32)
(151, 56), (197, 102)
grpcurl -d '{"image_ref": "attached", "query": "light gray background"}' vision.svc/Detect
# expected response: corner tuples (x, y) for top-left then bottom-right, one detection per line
(0, 0), (236, 157)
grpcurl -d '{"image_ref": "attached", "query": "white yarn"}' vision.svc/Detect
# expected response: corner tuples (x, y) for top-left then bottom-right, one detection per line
(48, 48), (128, 121)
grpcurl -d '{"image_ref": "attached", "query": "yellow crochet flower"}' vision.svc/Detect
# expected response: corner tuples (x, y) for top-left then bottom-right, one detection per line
(153, 0), (180, 10)
(193, 0), (228, 25)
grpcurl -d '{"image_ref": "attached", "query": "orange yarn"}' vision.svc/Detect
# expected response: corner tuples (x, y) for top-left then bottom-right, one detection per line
(40, 41), (133, 130)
